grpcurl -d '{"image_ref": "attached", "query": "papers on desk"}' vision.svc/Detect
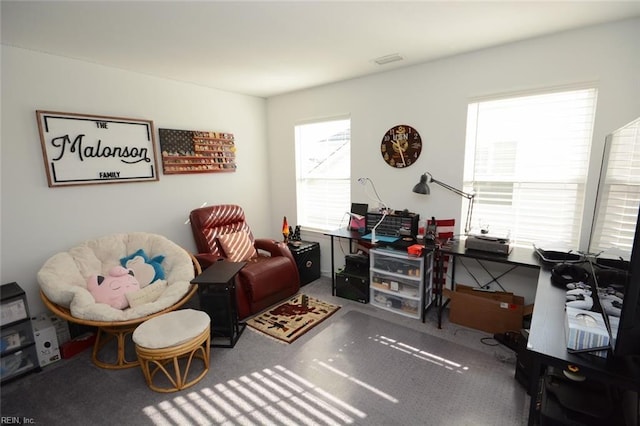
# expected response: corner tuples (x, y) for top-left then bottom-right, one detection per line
(360, 233), (399, 243)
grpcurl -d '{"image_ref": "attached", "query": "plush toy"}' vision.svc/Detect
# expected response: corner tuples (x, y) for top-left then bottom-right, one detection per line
(87, 266), (141, 309)
(120, 249), (165, 288)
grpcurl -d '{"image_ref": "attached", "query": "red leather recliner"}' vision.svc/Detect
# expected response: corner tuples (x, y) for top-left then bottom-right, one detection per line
(189, 204), (300, 320)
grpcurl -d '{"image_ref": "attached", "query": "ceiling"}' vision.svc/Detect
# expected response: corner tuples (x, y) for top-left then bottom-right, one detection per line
(2, 1), (640, 98)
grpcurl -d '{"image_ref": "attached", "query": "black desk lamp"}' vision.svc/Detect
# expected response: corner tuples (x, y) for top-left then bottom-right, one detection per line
(412, 172), (475, 235)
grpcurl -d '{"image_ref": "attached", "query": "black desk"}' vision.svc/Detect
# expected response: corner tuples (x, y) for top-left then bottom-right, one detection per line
(191, 261), (246, 348)
(435, 240), (540, 328)
(527, 268), (640, 424)
(324, 228), (365, 295)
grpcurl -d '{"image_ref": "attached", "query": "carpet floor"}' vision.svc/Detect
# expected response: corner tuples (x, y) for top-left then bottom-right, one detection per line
(0, 277), (528, 425)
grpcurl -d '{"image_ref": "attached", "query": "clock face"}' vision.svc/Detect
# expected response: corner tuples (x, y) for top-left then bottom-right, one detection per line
(381, 125), (422, 168)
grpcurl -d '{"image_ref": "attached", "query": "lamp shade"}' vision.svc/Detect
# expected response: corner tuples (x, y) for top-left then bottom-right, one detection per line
(412, 174), (430, 195)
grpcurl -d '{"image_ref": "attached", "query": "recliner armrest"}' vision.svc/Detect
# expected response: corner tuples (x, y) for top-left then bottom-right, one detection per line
(254, 239), (294, 260)
(193, 253), (221, 270)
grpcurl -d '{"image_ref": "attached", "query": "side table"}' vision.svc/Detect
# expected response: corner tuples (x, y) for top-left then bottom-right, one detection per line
(288, 241), (321, 286)
(191, 261), (246, 348)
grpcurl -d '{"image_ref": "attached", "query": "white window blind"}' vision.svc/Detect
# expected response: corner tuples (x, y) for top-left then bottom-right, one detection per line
(590, 117), (640, 256)
(463, 88), (598, 247)
(295, 118), (351, 231)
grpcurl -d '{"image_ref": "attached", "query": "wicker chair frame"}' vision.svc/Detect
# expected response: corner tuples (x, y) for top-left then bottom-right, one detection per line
(40, 252), (201, 370)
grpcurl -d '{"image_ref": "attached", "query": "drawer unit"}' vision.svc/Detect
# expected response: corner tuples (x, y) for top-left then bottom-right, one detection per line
(1, 282), (41, 383)
(369, 248), (434, 319)
(1, 320), (35, 355)
(1, 345), (38, 381)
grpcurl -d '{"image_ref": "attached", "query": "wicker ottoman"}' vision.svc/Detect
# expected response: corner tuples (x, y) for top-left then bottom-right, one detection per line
(133, 309), (211, 393)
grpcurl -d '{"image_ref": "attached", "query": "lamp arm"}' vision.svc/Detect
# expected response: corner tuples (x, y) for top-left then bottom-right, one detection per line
(358, 177), (388, 210)
(371, 210), (388, 244)
(430, 177), (474, 200)
(464, 195), (475, 235)
(426, 173), (475, 234)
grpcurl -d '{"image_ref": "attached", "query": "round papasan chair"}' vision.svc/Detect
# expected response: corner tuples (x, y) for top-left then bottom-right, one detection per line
(37, 232), (201, 369)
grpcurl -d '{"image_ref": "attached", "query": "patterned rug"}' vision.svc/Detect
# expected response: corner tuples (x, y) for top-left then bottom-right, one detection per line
(246, 294), (340, 343)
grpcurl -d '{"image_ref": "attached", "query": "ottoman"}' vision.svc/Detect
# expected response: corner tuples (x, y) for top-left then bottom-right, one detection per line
(133, 309), (210, 393)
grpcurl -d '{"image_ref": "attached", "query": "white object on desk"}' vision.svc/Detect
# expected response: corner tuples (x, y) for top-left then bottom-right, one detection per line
(564, 306), (610, 358)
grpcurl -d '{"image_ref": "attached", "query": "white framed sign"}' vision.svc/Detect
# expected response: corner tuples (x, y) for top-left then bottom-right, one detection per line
(36, 110), (159, 187)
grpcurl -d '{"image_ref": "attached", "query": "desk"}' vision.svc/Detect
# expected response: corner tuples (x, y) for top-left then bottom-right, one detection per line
(191, 261), (246, 348)
(324, 228), (365, 295)
(435, 240), (540, 328)
(527, 268), (640, 424)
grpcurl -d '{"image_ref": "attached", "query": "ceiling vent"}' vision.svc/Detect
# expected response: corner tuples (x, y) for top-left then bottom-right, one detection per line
(374, 53), (404, 65)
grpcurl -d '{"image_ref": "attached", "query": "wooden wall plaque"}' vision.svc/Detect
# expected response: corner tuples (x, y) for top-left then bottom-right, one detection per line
(36, 111), (158, 187)
(159, 128), (236, 175)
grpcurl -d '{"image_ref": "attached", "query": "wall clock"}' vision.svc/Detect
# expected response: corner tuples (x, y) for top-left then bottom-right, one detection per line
(380, 125), (422, 168)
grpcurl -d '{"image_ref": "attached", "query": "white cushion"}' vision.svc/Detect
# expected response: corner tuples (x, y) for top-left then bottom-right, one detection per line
(126, 280), (168, 308)
(37, 232), (195, 322)
(133, 309), (210, 349)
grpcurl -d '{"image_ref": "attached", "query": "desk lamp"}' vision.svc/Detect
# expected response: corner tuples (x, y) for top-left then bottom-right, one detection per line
(358, 177), (389, 243)
(412, 172), (475, 235)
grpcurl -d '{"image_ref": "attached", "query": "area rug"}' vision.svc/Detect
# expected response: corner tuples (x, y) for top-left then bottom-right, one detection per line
(246, 294), (340, 343)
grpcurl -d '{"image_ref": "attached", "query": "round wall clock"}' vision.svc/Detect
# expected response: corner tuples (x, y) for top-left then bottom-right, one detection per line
(380, 125), (422, 168)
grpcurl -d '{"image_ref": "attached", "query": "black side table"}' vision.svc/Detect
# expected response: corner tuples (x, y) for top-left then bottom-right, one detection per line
(288, 240), (321, 286)
(191, 261), (246, 348)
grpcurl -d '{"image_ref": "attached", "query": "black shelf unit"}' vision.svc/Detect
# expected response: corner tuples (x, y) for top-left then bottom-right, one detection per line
(1, 282), (41, 384)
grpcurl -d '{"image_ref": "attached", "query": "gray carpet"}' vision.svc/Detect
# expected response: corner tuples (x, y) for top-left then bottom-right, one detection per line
(1, 278), (528, 425)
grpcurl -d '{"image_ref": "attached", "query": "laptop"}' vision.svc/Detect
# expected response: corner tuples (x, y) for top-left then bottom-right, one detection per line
(349, 203), (368, 231)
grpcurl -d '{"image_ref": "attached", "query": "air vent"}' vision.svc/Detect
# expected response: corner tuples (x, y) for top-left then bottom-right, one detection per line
(374, 53), (404, 65)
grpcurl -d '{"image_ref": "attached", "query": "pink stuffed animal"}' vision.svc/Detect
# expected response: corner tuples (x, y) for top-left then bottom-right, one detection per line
(87, 266), (141, 309)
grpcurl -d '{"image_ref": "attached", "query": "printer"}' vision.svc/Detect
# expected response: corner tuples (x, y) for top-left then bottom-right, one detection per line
(465, 230), (512, 255)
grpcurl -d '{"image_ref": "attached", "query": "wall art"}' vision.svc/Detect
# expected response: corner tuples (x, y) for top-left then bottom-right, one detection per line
(159, 128), (236, 174)
(36, 111), (159, 187)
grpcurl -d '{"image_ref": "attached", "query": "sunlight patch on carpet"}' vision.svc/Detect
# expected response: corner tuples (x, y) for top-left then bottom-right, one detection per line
(143, 364), (366, 426)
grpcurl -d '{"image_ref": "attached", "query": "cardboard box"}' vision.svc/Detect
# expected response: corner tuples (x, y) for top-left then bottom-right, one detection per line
(34, 312), (71, 345)
(445, 284), (533, 334)
(31, 316), (61, 367)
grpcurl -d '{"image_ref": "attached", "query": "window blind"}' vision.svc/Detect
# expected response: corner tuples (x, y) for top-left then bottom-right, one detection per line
(464, 88), (598, 247)
(590, 117), (640, 256)
(295, 118), (351, 231)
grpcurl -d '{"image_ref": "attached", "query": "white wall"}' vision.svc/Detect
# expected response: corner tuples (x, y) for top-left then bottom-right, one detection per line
(3, 19), (639, 314)
(1, 46), (271, 314)
(267, 18), (640, 303)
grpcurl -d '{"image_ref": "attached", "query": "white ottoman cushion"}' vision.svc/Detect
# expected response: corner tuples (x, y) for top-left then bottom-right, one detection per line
(133, 309), (210, 349)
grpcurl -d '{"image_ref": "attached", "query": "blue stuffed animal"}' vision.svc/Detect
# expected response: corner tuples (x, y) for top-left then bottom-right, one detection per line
(120, 249), (165, 288)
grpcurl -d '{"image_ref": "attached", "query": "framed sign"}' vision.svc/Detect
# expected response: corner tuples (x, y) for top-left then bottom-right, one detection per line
(36, 111), (159, 187)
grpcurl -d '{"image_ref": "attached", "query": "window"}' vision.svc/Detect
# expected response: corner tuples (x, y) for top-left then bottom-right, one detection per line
(463, 87), (598, 248)
(590, 117), (640, 255)
(295, 117), (351, 231)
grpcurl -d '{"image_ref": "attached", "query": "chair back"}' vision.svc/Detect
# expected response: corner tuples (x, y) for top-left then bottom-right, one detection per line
(190, 205), (255, 257)
(428, 218), (455, 290)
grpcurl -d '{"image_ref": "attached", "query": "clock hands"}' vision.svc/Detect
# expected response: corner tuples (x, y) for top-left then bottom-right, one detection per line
(392, 140), (407, 166)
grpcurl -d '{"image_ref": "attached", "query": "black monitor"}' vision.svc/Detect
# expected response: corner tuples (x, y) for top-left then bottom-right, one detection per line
(609, 205), (640, 359)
